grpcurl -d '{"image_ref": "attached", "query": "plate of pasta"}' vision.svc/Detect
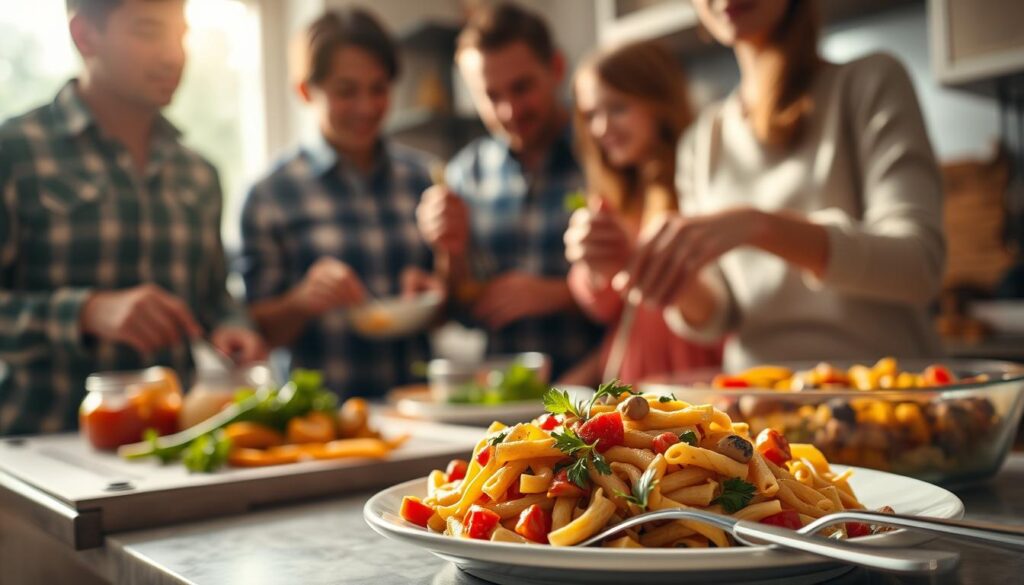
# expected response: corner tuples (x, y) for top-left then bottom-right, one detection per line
(364, 383), (963, 584)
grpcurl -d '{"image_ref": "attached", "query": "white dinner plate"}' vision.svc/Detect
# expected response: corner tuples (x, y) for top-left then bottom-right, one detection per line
(364, 466), (964, 585)
(393, 385), (594, 427)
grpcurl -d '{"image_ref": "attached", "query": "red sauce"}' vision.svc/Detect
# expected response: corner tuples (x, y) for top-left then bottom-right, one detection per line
(79, 370), (182, 450)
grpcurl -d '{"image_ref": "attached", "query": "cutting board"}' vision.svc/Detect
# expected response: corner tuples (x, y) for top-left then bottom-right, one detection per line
(0, 416), (481, 550)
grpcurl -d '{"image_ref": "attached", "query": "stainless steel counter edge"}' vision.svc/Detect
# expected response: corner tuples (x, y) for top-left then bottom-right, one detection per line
(0, 467), (103, 550)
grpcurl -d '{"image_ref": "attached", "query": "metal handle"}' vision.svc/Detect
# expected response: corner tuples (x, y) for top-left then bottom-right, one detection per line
(734, 520), (959, 574)
(801, 510), (1024, 551)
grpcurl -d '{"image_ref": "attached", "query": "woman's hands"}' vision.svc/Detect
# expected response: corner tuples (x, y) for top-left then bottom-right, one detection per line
(564, 197), (634, 287)
(617, 208), (767, 307)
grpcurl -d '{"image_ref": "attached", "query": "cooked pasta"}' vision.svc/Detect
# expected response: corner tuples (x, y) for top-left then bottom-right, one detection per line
(399, 386), (877, 548)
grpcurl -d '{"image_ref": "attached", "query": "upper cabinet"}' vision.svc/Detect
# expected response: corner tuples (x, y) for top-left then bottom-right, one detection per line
(929, 0), (1024, 86)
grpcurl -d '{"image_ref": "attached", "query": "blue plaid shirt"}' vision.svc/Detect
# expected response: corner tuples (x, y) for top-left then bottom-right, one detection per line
(0, 81), (248, 434)
(239, 136), (433, 397)
(446, 127), (602, 379)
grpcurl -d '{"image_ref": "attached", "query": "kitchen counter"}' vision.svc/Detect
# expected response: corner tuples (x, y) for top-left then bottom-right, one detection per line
(14, 454), (1017, 585)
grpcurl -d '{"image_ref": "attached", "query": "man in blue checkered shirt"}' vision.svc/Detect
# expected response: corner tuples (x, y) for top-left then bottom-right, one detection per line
(417, 3), (602, 381)
(0, 0), (265, 435)
(239, 9), (440, 398)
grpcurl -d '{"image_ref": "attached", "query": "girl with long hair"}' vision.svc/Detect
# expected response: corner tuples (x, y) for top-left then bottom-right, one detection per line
(570, 0), (944, 370)
(564, 40), (721, 384)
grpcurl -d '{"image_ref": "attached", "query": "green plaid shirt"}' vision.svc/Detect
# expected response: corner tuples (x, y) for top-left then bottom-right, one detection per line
(0, 81), (247, 435)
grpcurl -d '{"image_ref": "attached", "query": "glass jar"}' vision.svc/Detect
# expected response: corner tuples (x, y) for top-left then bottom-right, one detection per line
(79, 367), (182, 450)
(179, 364), (272, 430)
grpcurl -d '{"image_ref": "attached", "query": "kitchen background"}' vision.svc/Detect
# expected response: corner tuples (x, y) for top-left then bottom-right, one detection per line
(2, 0), (1022, 356)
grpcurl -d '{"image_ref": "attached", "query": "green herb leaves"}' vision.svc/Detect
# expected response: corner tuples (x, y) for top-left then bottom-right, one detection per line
(614, 465), (659, 511)
(543, 388), (582, 419)
(678, 430), (699, 447)
(713, 478), (756, 513)
(551, 427), (611, 488)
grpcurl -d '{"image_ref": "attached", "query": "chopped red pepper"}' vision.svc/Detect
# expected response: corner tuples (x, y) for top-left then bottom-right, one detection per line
(845, 522), (872, 538)
(759, 509), (802, 530)
(713, 375), (751, 388)
(445, 459), (468, 483)
(506, 478), (523, 500)
(399, 496), (434, 528)
(536, 413), (560, 431)
(577, 411), (624, 453)
(475, 446), (492, 467)
(924, 365), (954, 386)
(546, 469), (588, 498)
(515, 504), (551, 543)
(755, 428), (792, 466)
(463, 505), (501, 540)
(652, 432), (680, 454)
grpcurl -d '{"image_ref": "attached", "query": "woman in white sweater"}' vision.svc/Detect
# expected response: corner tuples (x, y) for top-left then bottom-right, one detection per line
(572, 0), (945, 370)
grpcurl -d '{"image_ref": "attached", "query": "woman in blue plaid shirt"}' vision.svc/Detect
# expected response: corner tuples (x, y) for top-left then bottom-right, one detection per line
(239, 9), (441, 397)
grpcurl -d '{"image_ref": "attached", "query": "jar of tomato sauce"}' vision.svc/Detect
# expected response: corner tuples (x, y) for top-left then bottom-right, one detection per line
(79, 367), (183, 450)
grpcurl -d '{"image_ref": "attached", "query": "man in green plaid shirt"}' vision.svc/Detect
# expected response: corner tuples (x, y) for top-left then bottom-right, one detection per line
(0, 0), (265, 435)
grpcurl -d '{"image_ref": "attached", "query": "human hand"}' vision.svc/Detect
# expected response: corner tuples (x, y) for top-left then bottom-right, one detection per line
(400, 266), (445, 299)
(564, 196), (632, 286)
(416, 185), (470, 255)
(210, 326), (268, 364)
(617, 208), (764, 308)
(80, 284), (203, 354)
(293, 257), (368, 316)
(472, 271), (571, 330)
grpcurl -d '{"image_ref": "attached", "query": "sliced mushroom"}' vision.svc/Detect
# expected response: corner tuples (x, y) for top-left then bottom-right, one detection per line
(617, 395), (650, 420)
(714, 434), (753, 464)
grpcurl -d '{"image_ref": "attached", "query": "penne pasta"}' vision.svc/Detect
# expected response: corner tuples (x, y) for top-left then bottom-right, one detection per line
(548, 488), (617, 547)
(402, 385), (875, 550)
(663, 443), (749, 479)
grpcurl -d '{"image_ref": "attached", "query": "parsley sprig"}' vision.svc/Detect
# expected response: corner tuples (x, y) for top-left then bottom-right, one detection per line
(678, 430), (699, 447)
(614, 465), (659, 511)
(551, 427), (612, 487)
(542, 380), (633, 423)
(713, 478), (756, 513)
(487, 430), (509, 446)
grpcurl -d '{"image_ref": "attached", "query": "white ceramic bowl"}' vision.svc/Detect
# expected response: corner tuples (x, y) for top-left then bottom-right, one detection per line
(349, 292), (444, 340)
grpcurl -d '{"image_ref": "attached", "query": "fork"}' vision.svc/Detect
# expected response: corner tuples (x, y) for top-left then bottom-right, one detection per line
(800, 509), (1024, 551)
(575, 508), (959, 575)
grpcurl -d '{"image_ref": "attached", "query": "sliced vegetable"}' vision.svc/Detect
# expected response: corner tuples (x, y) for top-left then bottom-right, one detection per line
(445, 459), (468, 483)
(712, 375), (751, 389)
(400, 496), (434, 528)
(576, 411), (624, 453)
(182, 430), (232, 472)
(515, 504), (551, 543)
(754, 429), (792, 466)
(547, 469), (588, 498)
(475, 446), (492, 466)
(463, 505), (501, 540)
(923, 364), (954, 386)
(651, 432), (679, 454)
(223, 422), (284, 449)
(845, 521), (872, 538)
(536, 413), (560, 431)
(286, 411), (336, 444)
(760, 509), (801, 530)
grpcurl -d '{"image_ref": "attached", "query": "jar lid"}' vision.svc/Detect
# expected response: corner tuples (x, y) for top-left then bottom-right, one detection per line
(85, 367), (169, 393)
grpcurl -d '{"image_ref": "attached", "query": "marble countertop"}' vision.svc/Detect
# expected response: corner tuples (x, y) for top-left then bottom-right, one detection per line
(98, 455), (1024, 585)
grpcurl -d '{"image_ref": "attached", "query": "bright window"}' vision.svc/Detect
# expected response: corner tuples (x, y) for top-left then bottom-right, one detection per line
(0, 0), (265, 249)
